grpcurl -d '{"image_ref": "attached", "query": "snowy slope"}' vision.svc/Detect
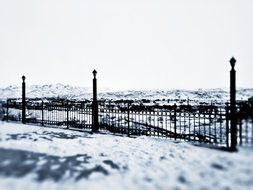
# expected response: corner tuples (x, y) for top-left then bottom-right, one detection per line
(0, 84), (253, 102)
(0, 84), (92, 100)
(0, 122), (252, 190)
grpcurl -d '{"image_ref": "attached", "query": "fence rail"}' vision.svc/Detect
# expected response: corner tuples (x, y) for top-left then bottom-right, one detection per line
(1, 98), (252, 149)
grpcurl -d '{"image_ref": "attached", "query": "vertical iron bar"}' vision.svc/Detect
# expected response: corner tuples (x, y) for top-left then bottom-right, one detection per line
(198, 111), (200, 140)
(183, 111), (185, 140)
(67, 101), (69, 129)
(127, 103), (130, 137)
(226, 103), (229, 148)
(204, 112), (206, 140)
(214, 108), (217, 144)
(209, 110), (211, 142)
(219, 107), (222, 144)
(239, 104), (242, 145)
(6, 99), (9, 122)
(42, 100), (44, 126)
(188, 112), (190, 141)
(246, 117), (248, 144)
(169, 110), (171, 138)
(174, 103), (177, 140)
(193, 113), (196, 141)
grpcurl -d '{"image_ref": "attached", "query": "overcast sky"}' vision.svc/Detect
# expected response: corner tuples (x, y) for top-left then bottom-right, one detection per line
(0, 0), (252, 90)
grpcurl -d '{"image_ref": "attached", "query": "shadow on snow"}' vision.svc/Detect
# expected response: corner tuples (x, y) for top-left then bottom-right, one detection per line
(0, 148), (120, 182)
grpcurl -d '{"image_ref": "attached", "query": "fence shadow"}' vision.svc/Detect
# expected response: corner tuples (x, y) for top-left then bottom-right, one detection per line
(0, 148), (116, 182)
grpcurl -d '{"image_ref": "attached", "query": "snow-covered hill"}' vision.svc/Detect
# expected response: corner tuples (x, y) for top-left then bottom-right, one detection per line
(0, 84), (253, 102)
(0, 84), (92, 100)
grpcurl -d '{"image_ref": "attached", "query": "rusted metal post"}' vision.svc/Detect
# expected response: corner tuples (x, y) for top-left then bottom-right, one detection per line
(92, 70), (99, 133)
(230, 57), (237, 151)
(22, 75), (26, 124)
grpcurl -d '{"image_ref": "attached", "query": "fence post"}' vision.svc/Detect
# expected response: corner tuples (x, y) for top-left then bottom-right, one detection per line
(174, 103), (177, 140)
(22, 75), (26, 124)
(230, 57), (237, 151)
(92, 70), (99, 133)
(41, 100), (44, 126)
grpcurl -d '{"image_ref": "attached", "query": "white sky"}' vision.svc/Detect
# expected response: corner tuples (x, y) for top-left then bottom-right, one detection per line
(0, 0), (252, 90)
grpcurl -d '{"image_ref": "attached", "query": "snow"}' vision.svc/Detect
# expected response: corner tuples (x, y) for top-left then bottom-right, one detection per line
(0, 122), (253, 190)
(0, 84), (253, 102)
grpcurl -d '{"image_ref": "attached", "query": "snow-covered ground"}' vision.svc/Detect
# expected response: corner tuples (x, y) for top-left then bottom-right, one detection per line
(0, 122), (252, 190)
(0, 84), (253, 102)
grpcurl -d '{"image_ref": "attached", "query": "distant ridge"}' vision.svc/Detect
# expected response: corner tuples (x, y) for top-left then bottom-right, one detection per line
(0, 83), (252, 102)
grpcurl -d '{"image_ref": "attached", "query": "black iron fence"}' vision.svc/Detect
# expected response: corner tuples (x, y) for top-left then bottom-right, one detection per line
(2, 98), (253, 149)
(0, 58), (252, 151)
(236, 101), (253, 145)
(2, 98), (93, 130)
